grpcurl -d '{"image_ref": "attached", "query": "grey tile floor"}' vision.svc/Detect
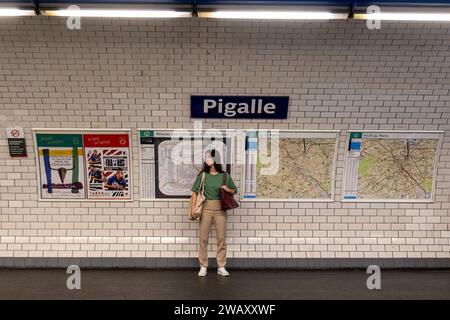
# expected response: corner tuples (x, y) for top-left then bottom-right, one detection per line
(0, 269), (448, 300)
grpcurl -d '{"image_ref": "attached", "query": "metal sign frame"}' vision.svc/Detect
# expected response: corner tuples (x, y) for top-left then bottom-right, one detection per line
(341, 130), (444, 203)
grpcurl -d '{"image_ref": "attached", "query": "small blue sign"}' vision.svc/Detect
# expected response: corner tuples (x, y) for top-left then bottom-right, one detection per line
(191, 96), (289, 119)
(350, 141), (361, 151)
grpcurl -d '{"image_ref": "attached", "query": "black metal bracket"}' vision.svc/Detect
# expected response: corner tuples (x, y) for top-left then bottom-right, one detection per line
(30, 0), (40, 15)
(348, 0), (357, 19)
(192, 0), (198, 18)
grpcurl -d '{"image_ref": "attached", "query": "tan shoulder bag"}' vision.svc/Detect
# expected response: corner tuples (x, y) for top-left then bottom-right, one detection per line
(189, 172), (206, 221)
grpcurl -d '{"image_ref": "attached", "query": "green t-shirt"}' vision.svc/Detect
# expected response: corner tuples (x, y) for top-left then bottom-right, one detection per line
(191, 172), (237, 200)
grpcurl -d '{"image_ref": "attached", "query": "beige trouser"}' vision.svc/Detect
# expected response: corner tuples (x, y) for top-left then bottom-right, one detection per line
(199, 199), (227, 268)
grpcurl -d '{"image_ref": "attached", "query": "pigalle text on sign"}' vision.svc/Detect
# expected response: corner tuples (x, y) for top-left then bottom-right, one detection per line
(191, 96), (289, 119)
(7, 127), (27, 157)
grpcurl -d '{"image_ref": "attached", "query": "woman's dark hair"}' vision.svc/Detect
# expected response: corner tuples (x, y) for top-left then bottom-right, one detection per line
(199, 149), (225, 174)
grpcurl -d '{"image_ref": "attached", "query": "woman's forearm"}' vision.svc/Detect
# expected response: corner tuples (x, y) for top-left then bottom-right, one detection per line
(222, 186), (237, 194)
(191, 192), (197, 212)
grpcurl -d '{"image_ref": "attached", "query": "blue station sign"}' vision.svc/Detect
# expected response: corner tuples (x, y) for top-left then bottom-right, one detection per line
(191, 96), (289, 119)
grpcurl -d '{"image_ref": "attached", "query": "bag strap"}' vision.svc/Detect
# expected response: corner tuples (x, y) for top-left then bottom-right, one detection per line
(199, 172), (206, 193)
(221, 172), (227, 186)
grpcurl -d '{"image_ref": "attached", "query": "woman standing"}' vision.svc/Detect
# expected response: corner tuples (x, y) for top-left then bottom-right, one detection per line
(190, 150), (238, 277)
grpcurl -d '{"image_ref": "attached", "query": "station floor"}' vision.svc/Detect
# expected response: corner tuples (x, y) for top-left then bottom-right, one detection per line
(0, 269), (449, 300)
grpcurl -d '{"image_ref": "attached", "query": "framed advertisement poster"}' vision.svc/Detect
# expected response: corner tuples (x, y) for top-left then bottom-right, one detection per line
(35, 133), (85, 199)
(83, 133), (131, 200)
(34, 129), (132, 201)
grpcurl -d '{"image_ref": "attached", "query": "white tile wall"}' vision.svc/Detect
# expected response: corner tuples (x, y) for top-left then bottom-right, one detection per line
(0, 17), (449, 260)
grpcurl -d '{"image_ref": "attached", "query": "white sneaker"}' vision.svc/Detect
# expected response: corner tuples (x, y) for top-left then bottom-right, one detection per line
(198, 267), (207, 277)
(217, 267), (229, 277)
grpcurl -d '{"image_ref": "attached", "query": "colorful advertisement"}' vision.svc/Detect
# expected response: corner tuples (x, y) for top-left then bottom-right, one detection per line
(36, 133), (85, 199)
(83, 133), (131, 200)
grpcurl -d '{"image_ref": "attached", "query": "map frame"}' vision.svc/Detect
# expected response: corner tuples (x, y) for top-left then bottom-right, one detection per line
(239, 129), (341, 202)
(138, 128), (236, 201)
(341, 130), (444, 203)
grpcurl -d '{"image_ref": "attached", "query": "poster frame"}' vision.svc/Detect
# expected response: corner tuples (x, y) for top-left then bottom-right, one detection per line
(137, 128), (236, 202)
(33, 128), (133, 202)
(341, 130), (444, 203)
(239, 129), (340, 203)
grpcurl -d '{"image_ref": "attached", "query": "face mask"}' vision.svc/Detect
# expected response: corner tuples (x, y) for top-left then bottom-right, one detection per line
(204, 156), (214, 167)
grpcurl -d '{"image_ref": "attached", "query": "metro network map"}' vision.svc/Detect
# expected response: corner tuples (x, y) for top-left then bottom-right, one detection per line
(343, 131), (442, 201)
(243, 131), (339, 200)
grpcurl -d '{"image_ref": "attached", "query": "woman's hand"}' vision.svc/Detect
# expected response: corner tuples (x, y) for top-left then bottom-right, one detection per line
(191, 192), (198, 215)
(221, 185), (235, 194)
